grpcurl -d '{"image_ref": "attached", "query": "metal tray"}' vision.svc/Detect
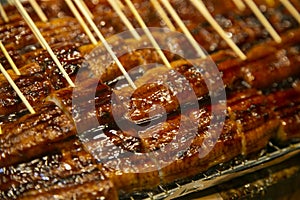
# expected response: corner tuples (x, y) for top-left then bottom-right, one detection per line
(124, 141), (300, 199)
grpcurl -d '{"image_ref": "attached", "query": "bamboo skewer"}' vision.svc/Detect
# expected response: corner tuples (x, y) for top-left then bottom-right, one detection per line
(74, 0), (137, 89)
(0, 3), (9, 23)
(13, 0), (75, 87)
(190, 0), (247, 60)
(160, 0), (207, 58)
(116, 0), (125, 10)
(124, 0), (172, 69)
(243, 0), (282, 43)
(0, 41), (21, 75)
(65, 0), (97, 45)
(280, 0), (300, 24)
(12, 1), (46, 49)
(79, 0), (93, 19)
(28, 0), (48, 22)
(232, 0), (246, 11)
(150, 0), (176, 31)
(107, 0), (141, 40)
(0, 63), (35, 114)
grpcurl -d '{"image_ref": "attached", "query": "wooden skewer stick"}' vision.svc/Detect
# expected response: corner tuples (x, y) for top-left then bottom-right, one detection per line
(124, 0), (172, 69)
(243, 0), (282, 43)
(190, 0), (247, 60)
(65, 0), (97, 45)
(12, 1), (46, 49)
(0, 3), (9, 23)
(0, 41), (21, 75)
(79, 0), (93, 19)
(74, 0), (137, 89)
(0, 63), (35, 114)
(160, 0), (207, 58)
(116, 0), (125, 10)
(232, 0), (246, 11)
(280, 0), (300, 24)
(28, 0), (48, 22)
(107, 0), (141, 40)
(13, 0), (75, 87)
(150, 0), (176, 31)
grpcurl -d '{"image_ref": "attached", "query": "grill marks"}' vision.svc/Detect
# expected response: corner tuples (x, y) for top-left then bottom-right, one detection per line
(0, 43), (86, 118)
(0, 0), (299, 71)
(267, 88), (300, 143)
(0, 47), (299, 196)
(0, 73), (52, 116)
(0, 102), (77, 168)
(1, 77), (298, 196)
(1, 28), (299, 123)
(0, 139), (118, 200)
(0, 0), (299, 198)
(0, 9), (299, 120)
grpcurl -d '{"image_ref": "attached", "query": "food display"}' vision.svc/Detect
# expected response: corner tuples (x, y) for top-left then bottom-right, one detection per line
(0, 0), (299, 199)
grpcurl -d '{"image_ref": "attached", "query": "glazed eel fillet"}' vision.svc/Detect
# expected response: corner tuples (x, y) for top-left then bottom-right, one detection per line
(0, 0), (298, 115)
(1, 0), (299, 70)
(1, 83), (300, 198)
(0, 42), (86, 117)
(101, 36), (300, 123)
(0, 139), (118, 200)
(1, 26), (300, 119)
(85, 0), (299, 52)
(0, 1), (299, 198)
(0, 47), (299, 198)
(0, 18), (91, 70)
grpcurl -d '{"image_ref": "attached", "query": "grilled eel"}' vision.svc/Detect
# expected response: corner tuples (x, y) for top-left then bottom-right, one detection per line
(0, 21), (299, 107)
(0, 80), (160, 195)
(0, 139), (118, 200)
(1, 81), (300, 189)
(0, 0), (298, 78)
(0, 0), (75, 25)
(137, 89), (281, 184)
(0, 18), (91, 70)
(0, 43), (86, 117)
(0, 79), (136, 168)
(0, 101), (77, 167)
(0, 29), (299, 120)
(266, 86), (300, 143)
(111, 42), (300, 123)
(89, 27), (300, 84)
(85, 0), (299, 53)
(0, 0), (298, 198)
(0, 43), (294, 121)
(157, 85), (300, 184)
(0, 87), (295, 196)
(0, 137), (160, 199)
(1, 0), (298, 65)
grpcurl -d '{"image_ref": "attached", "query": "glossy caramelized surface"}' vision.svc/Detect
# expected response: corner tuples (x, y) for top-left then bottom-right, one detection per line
(0, 0), (299, 199)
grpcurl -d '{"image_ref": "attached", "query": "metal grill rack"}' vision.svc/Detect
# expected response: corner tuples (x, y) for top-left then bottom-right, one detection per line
(122, 141), (300, 199)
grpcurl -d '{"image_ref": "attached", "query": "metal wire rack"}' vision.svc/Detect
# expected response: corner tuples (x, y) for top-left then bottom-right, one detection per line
(122, 141), (300, 199)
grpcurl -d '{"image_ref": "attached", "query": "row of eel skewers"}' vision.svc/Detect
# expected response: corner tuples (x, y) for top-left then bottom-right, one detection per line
(0, 0), (299, 199)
